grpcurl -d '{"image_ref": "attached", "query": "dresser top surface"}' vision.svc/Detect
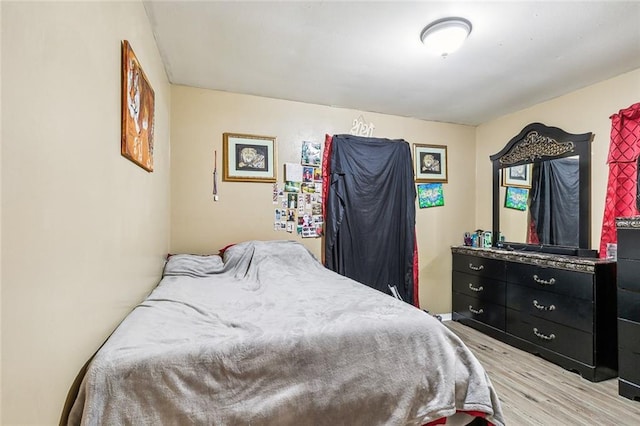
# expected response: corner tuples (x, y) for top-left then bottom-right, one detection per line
(616, 217), (640, 229)
(451, 246), (614, 273)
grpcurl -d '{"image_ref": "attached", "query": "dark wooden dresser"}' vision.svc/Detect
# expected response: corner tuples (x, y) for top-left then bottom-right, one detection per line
(452, 246), (617, 382)
(616, 217), (640, 400)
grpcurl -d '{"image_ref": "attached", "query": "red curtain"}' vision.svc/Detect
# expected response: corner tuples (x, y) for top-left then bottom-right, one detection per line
(599, 102), (640, 257)
(527, 220), (540, 244)
(321, 134), (333, 221)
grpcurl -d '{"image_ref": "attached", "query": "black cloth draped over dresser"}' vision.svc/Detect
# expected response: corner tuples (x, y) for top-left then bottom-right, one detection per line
(324, 134), (416, 304)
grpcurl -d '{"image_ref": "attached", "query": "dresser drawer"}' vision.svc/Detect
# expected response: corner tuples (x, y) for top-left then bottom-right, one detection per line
(618, 288), (640, 322)
(619, 351), (640, 385)
(618, 259), (640, 292)
(507, 283), (593, 333)
(453, 292), (505, 331)
(506, 309), (593, 365)
(618, 319), (640, 384)
(506, 263), (593, 300)
(618, 318), (640, 352)
(617, 227), (640, 260)
(452, 254), (504, 279)
(452, 271), (505, 305)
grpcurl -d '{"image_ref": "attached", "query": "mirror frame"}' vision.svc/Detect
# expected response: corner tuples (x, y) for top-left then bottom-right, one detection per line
(490, 122), (593, 251)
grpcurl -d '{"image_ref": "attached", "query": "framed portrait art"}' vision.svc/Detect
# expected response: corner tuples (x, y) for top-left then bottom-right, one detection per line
(502, 164), (532, 188)
(223, 133), (277, 183)
(121, 40), (155, 172)
(414, 144), (448, 183)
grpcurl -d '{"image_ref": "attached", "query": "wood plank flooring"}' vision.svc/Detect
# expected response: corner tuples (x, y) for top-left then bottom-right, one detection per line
(445, 320), (640, 425)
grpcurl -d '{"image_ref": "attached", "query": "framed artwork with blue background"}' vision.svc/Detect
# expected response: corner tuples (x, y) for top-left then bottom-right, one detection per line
(504, 186), (529, 211)
(417, 183), (444, 208)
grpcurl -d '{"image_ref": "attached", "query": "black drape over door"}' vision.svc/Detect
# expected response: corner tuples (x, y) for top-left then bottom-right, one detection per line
(324, 134), (416, 303)
(529, 157), (579, 246)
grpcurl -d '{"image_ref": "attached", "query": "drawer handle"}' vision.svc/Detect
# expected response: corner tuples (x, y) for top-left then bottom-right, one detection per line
(469, 305), (484, 315)
(533, 327), (556, 341)
(533, 274), (556, 285)
(468, 283), (484, 292)
(533, 300), (556, 311)
(468, 263), (484, 271)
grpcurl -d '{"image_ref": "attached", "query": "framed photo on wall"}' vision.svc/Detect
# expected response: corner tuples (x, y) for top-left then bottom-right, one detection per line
(503, 164), (532, 188)
(417, 183), (445, 208)
(121, 40), (155, 172)
(223, 133), (277, 182)
(504, 186), (529, 211)
(414, 144), (448, 183)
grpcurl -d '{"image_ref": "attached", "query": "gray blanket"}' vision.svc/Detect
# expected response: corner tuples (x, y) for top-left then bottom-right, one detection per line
(69, 240), (504, 426)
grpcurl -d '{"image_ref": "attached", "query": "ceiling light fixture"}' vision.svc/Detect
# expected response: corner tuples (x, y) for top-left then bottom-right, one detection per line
(420, 17), (472, 57)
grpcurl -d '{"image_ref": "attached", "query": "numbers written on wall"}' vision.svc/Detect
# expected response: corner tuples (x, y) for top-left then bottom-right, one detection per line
(350, 115), (375, 138)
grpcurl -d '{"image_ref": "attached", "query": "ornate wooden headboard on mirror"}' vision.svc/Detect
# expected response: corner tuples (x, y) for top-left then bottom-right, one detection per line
(489, 122), (594, 256)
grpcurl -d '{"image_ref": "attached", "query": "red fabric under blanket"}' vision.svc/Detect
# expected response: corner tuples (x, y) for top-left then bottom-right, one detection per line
(423, 410), (491, 426)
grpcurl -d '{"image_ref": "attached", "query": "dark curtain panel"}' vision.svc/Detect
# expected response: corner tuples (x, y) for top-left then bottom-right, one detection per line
(324, 134), (416, 303)
(529, 157), (579, 246)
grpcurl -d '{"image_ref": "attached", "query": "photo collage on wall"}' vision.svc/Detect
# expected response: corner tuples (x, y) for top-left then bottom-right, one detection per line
(273, 141), (324, 238)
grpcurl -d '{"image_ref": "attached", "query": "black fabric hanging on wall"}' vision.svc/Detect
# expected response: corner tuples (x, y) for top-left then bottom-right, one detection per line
(529, 157), (579, 246)
(324, 134), (416, 303)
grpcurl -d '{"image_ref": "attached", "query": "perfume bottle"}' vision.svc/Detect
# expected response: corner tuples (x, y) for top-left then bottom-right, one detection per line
(483, 231), (492, 248)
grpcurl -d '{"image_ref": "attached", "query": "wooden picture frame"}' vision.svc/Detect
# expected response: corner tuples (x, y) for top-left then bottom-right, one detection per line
(502, 164), (532, 188)
(121, 40), (155, 172)
(414, 144), (448, 183)
(223, 133), (277, 182)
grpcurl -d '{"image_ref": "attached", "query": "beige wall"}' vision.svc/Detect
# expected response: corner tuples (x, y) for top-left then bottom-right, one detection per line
(0, 2), (3, 421)
(170, 85), (476, 314)
(1, 2), (171, 424)
(2, 1), (638, 423)
(475, 68), (640, 251)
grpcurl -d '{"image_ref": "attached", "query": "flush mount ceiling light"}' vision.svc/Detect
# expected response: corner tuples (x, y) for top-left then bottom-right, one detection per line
(420, 17), (472, 57)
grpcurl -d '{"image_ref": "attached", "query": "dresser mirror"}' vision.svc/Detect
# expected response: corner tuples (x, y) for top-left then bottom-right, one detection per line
(490, 122), (594, 255)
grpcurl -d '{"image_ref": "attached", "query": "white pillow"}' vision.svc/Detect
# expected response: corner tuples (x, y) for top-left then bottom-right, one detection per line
(163, 254), (224, 277)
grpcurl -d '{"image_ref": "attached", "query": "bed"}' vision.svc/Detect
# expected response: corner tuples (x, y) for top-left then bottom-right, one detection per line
(67, 240), (504, 426)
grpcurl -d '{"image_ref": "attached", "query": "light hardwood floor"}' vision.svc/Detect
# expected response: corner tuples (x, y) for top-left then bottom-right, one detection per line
(445, 320), (640, 425)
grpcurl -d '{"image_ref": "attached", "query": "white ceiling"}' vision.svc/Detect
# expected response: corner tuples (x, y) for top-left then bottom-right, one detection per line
(143, 1), (640, 126)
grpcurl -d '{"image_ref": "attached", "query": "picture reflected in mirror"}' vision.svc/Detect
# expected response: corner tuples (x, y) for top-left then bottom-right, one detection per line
(490, 122), (593, 252)
(500, 156), (579, 247)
